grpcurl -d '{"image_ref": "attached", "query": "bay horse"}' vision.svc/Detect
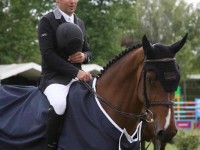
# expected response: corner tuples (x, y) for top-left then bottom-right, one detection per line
(0, 34), (187, 150)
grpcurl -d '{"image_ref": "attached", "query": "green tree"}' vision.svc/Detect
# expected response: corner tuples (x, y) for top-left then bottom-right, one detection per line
(122, 0), (199, 79)
(77, 0), (137, 65)
(0, 0), (54, 64)
(188, 7), (200, 73)
(0, 0), (200, 76)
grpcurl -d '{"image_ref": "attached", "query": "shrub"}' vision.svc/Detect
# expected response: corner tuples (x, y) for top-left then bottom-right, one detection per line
(174, 130), (200, 150)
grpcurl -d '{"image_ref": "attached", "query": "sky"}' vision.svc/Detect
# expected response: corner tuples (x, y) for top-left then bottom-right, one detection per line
(185, 0), (200, 5)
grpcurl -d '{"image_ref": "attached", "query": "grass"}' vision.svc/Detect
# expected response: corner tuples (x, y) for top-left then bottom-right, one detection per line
(145, 142), (177, 150)
(143, 129), (200, 150)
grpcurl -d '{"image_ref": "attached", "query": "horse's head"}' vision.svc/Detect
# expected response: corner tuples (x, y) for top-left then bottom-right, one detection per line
(138, 34), (188, 142)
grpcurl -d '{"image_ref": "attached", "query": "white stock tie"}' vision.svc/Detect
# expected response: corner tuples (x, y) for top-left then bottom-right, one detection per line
(68, 17), (73, 23)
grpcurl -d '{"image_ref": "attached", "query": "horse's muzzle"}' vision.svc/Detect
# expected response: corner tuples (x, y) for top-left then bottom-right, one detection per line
(156, 129), (177, 142)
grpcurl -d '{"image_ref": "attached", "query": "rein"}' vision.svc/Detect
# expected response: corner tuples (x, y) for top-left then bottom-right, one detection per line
(80, 80), (147, 121)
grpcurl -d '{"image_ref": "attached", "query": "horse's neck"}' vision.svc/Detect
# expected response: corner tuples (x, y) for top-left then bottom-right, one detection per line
(96, 47), (144, 133)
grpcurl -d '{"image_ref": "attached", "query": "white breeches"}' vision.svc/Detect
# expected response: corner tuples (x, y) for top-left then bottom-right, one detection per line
(44, 79), (76, 115)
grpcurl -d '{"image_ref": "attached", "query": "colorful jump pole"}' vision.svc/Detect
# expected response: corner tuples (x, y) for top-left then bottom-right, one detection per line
(175, 86), (181, 120)
(195, 98), (200, 121)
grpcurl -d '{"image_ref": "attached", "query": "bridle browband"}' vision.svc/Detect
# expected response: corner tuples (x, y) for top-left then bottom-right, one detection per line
(144, 58), (176, 63)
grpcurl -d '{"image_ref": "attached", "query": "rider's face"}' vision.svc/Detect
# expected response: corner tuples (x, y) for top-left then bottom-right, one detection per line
(57, 0), (78, 16)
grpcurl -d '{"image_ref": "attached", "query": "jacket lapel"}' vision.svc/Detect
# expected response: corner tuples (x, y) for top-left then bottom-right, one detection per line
(53, 8), (66, 24)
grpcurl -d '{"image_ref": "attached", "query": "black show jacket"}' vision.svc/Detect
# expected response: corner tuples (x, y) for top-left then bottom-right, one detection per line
(38, 8), (92, 91)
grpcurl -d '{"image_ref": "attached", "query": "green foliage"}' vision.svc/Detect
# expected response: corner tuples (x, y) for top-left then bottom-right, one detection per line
(77, 0), (137, 65)
(147, 129), (200, 150)
(0, 0), (54, 64)
(0, 0), (200, 75)
(174, 130), (200, 150)
(77, 0), (200, 75)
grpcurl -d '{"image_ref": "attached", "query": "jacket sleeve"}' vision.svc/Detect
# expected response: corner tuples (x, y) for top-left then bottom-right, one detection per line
(78, 19), (92, 63)
(38, 16), (79, 78)
(83, 37), (92, 63)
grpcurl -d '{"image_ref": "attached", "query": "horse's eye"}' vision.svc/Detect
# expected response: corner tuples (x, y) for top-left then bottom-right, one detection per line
(147, 77), (156, 86)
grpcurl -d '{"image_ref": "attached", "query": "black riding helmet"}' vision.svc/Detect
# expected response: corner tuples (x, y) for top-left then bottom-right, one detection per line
(56, 22), (83, 56)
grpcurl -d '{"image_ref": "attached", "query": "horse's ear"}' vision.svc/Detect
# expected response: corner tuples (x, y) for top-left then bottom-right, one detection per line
(170, 33), (188, 54)
(142, 35), (152, 56)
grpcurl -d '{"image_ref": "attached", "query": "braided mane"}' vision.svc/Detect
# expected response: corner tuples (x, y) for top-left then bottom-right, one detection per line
(97, 43), (142, 79)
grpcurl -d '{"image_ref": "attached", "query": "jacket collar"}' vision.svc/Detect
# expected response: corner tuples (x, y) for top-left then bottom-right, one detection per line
(53, 7), (78, 24)
(53, 7), (62, 19)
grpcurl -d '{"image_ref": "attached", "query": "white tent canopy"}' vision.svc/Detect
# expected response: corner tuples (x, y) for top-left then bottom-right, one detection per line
(0, 62), (41, 80)
(0, 62), (103, 81)
(187, 74), (200, 80)
(82, 64), (103, 76)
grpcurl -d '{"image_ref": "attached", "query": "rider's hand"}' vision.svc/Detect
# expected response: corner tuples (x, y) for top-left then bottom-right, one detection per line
(68, 52), (86, 63)
(77, 70), (92, 81)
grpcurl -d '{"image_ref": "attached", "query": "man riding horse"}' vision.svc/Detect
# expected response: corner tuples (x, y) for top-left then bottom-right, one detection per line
(37, 0), (92, 149)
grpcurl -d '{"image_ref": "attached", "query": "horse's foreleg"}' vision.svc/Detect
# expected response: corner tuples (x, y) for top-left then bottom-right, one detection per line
(154, 139), (161, 150)
(140, 140), (146, 150)
(160, 142), (166, 150)
(154, 139), (167, 150)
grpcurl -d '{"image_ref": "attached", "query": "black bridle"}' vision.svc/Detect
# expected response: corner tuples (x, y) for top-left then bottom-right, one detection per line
(141, 58), (177, 150)
(143, 58), (176, 109)
(80, 57), (176, 121)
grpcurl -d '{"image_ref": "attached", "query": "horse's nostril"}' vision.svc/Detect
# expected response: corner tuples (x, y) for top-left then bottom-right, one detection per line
(156, 129), (177, 142)
(174, 129), (178, 135)
(157, 130), (164, 139)
(174, 130), (178, 135)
